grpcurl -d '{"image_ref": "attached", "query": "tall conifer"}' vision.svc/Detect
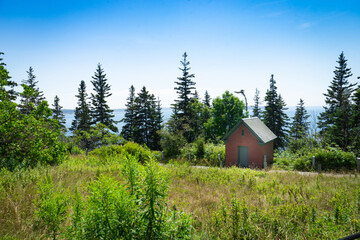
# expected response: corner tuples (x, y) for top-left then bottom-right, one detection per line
(0, 52), (17, 101)
(133, 86), (162, 150)
(19, 67), (45, 115)
(263, 74), (289, 149)
(172, 52), (196, 119)
(121, 85), (136, 141)
(90, 63), (118, 132)
(252, 88), (261, 117)
(290, 99), (310, 140)
(71, 80), (92, 132)
(318, 52), (355, 148)
(52, 95), (66, 131)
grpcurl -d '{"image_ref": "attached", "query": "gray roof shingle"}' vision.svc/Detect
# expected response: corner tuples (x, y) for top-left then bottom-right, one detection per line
(223, 117), (277, 144)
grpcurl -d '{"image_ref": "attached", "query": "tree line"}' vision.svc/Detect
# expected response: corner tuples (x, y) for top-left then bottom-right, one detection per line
(1, 50), (359, 169)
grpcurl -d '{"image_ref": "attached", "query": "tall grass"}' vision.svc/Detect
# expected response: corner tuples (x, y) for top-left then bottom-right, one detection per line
(1, 147), (360, 239)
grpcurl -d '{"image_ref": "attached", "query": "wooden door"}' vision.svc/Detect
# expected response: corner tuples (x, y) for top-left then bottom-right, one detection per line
(237, 146), (249, 168)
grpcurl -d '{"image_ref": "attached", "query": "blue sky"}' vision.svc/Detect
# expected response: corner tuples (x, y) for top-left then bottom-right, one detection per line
(1, 0), (360, 108)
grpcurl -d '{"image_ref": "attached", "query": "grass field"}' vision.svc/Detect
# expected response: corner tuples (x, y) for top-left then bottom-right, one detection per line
(1, 153), (360, 239)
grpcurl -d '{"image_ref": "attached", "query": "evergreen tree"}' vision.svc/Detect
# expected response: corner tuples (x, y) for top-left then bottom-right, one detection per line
(350, 86), (360, 152)
(172, 52), (196, 120)
(263, 74), (289, 149)
(252, 88), (261, 117)
(121, 85), (136, 141)
(0, 52), (17, 101)
(133, 86), (162, 150)
(90, 63), (118, 132)
(318, 52), (355, 149)
(203, 90), (211, 108)
(194, 90), (199, 100)
(19, 67), (45, 115)
(71, 80), (92, 132)
(52, 95), (66, 131)
(289, 99), (310, 140)
(171, 52), (196, 142)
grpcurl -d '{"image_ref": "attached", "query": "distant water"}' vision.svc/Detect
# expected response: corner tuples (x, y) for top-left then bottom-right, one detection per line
(64, 106), (324, 134)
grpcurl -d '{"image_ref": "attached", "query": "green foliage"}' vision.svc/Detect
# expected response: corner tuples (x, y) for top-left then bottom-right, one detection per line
(19, 66), (44, 115)
(90, 63), (118, 132)
(121, 85), (136, 141)
(0, 99), (66, 170)
(52, 95), (66, 131)
(318, 52), (356, 149)
(32, 157), (193, 239)
(274, 146), (356, 171)
(71, 80), (92, 133)
(290, 98), (310, 140)
(132, 86), (163, 150)
(89, 142), (154, 164)
(252, 88), (261, 117)
(180, 141), (225, 166)
(205, 90), (247, 142)
(262, 74), (289, 149)
(159, 129), (187, 158)
(73, 123), (122, 153)
(35, 174), (68, 240)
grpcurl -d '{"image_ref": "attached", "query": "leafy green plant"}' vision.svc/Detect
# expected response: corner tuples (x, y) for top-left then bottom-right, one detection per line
(35, 174), (68, 240)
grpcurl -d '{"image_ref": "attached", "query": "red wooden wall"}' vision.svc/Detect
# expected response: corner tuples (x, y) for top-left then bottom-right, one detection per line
(225, 124), (274, 168)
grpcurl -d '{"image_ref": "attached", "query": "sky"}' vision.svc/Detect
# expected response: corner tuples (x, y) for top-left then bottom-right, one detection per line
(1, 0), (360, 109)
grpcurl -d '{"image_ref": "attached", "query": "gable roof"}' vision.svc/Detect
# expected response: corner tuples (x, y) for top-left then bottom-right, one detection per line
(223, 117), (277, 144)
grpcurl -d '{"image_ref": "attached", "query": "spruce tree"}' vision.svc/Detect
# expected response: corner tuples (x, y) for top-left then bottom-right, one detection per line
(350, 86), (360, 152)
(263, 74), (289, 149)
(71, 80), (92, 132)
(171, 52), (196, 142)
(172, 52), (196, 120)
(0, 52), (17, 101)
(252, 88), (261, 117)
(52, 95), (66, 131)
(19, 67), (45, 115)
(203, 90), (211, 108)
(318, 52), (355, 149)
(132, 86), (162, 150)
(90, 63), (118, 132)
(121, 85), (136, 141)
(290, 99), (310, 140)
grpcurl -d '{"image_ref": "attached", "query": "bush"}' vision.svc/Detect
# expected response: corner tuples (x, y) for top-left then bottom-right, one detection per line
(180, 142), (225, 166)
(159, 130), (187, 159)
(89, 142), (154, 164)
(275, 146), (356, 171)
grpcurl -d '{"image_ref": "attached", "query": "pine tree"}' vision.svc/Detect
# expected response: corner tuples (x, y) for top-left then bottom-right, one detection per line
(0, 52), (17, 101)
(132, 86), (162, 150)
(172, 52), (196, 120)
(318, 52), (355, 149)
(52, 95), (66, 131)
(90, 63), (118, 132)
(71, 80), (92, 132)
(19, 67), (45, 115)
(350, 86), (360, 152)
(203, 90), (211, 108)
(171, 52), (196, 142)
(121, 85), (136, 141)
(263, 74), (289, 149)
(290, 99), (310, 140)
(252, 88), (261, 117)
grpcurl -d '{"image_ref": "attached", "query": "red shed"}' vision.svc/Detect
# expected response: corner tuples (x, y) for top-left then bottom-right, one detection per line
(223, 117), (277, 168)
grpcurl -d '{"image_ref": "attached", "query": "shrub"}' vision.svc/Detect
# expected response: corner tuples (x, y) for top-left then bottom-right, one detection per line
(275, 146), (356, 171)
(89, 142), (154, 164)
(159, 130), (187, 159)
(180, 142), (225, 166)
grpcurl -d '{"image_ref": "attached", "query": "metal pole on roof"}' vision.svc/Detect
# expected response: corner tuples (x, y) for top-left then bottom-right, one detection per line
(235, 89), (248, 112)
